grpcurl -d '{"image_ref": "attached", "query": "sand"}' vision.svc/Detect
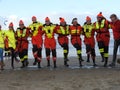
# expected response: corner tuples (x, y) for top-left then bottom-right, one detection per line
(0, 56), (120, 90)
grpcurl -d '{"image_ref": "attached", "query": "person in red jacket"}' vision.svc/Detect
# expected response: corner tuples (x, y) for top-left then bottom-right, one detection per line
(83, 16), (97, 66)
(16, 20), (30, 68)
(109, 14), (120, 67)
(69, 18), (84, 67)
(29, 16), (43, 68)
(55, 17), (69, 67)
(94, 12), (110, 67)
(42, 17), (57, 68)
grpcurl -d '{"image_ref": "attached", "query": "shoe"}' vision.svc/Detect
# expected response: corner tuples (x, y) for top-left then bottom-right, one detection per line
(93, 64), (98, 67)
(38, 62), (41, 68)
(64, 59), (69, 67)
(109, 63), (115, 67)
(53, 61), (57, 68)
(47, 60), (50, 67)
(33, 61), (37, 65)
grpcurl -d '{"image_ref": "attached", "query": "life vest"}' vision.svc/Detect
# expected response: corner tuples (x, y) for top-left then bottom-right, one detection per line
(70, 25), (82, 35)
(29, 22), (43, 36)
(57, 26), (69, 35)
(0, 30), (5, 48)
(43, 24), (56, 39)
(83, 24), (94, 38)
(17, 28), (27, 38)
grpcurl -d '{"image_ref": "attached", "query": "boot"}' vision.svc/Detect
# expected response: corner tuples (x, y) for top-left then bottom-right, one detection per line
(38, 62), (41, 68)
(20, 61), (25, 68)
(79, 59), (82, 67)
(47, 60), (50, 67)
(104, 58), (108, 67)
(53, 61), (57, 68)
(101, 54), (105, 62)
(93, 59), (97, 67)
(33, 58), (37, 65)
(64, 58), (69, 67)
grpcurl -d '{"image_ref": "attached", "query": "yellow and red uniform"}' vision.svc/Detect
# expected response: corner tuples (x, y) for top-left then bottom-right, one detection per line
(42, 17), (57, 68)
(69, 20), (84, 67)
(69, 24), (82, 46)
(94, 12), (110, 66)
(29, 21), (43, 63)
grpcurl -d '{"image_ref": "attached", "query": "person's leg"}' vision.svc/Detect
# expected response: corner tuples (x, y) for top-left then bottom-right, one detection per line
(37, 48), (42, 68)
(19, 51), (25, 68)
(91, 48), (97, 66)
(98, 41), (105, 62)
(46, 48), (51, 67)
(32, 45), (38, 65)
(0, 48), (4, 70)
(63, 43), (69, 67)
(10, 48), (15, 69)
(86, 44), (91, 62)
(52, 49), (57, 68)
(109, 40), (119, 66)
(103, 46), (109, 67)
(74, 43), (83, 67)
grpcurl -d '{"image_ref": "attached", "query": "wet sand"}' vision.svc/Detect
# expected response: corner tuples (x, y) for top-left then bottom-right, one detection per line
(0, 56), (120, 90)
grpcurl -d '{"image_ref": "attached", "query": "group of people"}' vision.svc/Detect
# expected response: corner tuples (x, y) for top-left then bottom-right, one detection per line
(0, 12), (120, 70)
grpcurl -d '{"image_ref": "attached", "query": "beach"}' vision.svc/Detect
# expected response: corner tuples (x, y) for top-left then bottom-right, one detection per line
(0, 56), (120, 90)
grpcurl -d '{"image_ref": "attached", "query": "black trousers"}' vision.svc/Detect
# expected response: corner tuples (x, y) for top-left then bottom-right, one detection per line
(60, 43), (69, 59)
(112, 39), (120, 64)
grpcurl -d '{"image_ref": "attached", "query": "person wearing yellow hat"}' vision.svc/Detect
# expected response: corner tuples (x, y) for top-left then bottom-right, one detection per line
(16, 20), (30, 68)
(4, 22), (18, 69)
(29, 16), (43, 68)
(94, 12), (110, 67)
(69, 18), (84, 67)
(0, 25), (5, 70)
(55, 17), (69, 67)
(83, 16), (97, 66)
(42, 17), (57, 68)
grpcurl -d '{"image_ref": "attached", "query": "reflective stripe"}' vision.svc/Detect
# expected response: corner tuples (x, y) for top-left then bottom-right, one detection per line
(71, 30), (80, 34)
(17, 28), (27, 37)
(77, 50), (81, 54)
(104, 53), (109, 57)
(99, 48), (104, 53)
(20, 55), (28, 62)
(59, 26), (69, 35)
(96, 19), (105, 29)
(64, 49), (68, 53)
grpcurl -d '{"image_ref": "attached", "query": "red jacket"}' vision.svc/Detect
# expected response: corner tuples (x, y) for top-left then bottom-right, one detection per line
(111, 20), (120, 40)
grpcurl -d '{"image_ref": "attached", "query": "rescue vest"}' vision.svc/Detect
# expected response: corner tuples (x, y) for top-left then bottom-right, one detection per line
(0, 30), (5, 48)
(96, 19), (105, 29)
(57, 26), (69, 35)
(83, 24), (94, 38)
(17, 28), (27, 38)
(43, 25), (55, 39)
(70, 26), (82, 35)
(29, 22), (43, 36)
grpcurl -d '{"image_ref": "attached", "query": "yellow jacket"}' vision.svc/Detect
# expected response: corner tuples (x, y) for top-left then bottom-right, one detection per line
(0, 30), (5, 48)
(4, 30), (16, 49)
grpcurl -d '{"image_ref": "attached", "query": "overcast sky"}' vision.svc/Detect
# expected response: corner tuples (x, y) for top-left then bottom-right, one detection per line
(0, 0), (120, 29)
